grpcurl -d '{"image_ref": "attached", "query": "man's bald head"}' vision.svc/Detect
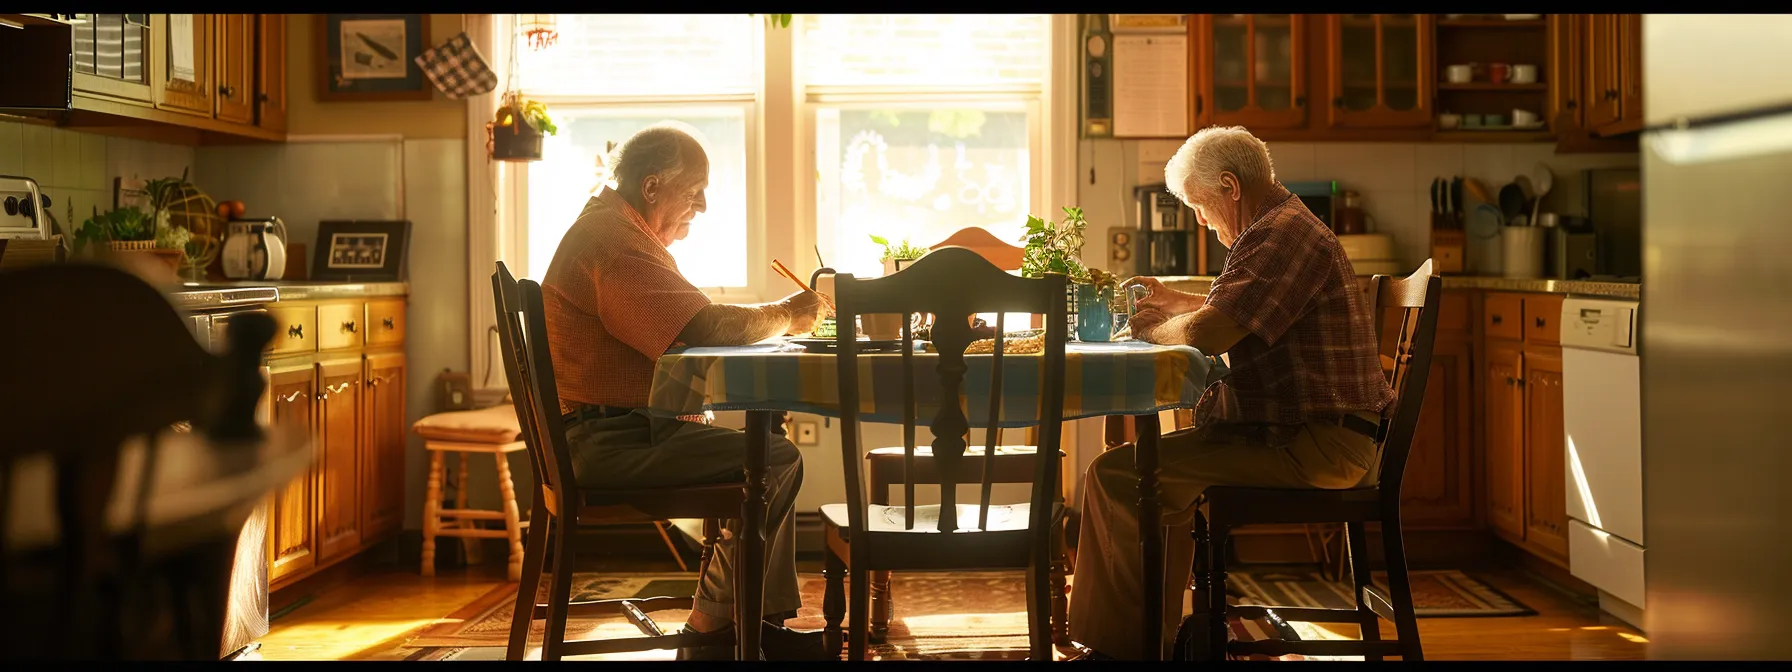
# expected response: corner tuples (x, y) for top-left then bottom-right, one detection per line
(610, 121), (710, 246)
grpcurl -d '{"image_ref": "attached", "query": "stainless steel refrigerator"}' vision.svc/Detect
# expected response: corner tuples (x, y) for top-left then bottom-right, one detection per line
(1642, 14), (1792, 660)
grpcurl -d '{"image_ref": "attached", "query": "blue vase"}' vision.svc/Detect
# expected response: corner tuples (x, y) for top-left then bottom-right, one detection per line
(1074, 283), (1114, 342)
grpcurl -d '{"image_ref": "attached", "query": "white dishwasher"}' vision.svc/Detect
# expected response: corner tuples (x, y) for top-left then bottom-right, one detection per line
(1560, 296), (1644, 628)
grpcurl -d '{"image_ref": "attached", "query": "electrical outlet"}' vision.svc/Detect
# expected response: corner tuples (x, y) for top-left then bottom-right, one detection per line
(795, 421), (820, 446)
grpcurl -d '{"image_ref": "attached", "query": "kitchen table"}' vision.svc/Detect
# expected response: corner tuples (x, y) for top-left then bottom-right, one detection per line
(645, 338), (1228, 648)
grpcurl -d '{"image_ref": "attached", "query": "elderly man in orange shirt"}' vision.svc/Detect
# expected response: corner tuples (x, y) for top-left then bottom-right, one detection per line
(540, 121), (827, 660)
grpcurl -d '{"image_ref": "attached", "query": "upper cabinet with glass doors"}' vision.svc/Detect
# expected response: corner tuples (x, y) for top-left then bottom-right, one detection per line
(1194, 14), (1308, 130)
(1324, 14), (1433, 128)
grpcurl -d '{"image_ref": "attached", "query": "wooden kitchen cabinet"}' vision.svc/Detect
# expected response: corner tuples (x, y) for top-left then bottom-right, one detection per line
(315, 357), (364, 562)
(255, 14), (288, 132)
(263, 296), (410, 592)
(1323, 14), (1433, 129)
(1483, 341), (1525, 540)
(360, 352), (408, 540)
(156, 13), (215, 116)
(1523, 349), (1569, 559)
(214, 13), (256, 124)
(1397, 335), (1477, 527)
(267, 364), (318, 584)
(1195, 14), (1309, 130)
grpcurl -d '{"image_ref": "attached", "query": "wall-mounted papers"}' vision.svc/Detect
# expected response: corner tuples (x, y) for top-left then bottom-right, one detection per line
(1112, 34), (1189, 139)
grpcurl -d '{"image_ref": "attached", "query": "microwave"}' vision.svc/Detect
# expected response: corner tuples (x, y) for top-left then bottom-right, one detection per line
(1286, 180), (1340, 232)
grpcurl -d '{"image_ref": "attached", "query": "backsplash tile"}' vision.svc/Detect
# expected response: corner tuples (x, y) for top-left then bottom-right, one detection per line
(0, 120), (195, 233)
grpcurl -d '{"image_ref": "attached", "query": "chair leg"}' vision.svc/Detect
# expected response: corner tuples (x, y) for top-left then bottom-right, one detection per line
(823, 544), (846, 660)
(495, 453), (524, 582)
(1050, 518), (1071, 647)
(506, 498), (551, 661)
(652, 521), (689, 572)
(539, 512), (577, 662)
(848, 563), (871, 661)
(1191, 511), (1210, 615)
(1027, 555), (1053, 660)
(421, 450), (445, 577)
(1380, 517), (1424, 661)
(1346, 521), (1382, 662)
(699, 519), (720, 576)
(1206, 523), (1230, 662)
(867, 466), (893, 644)
(458, 452), (485, 566)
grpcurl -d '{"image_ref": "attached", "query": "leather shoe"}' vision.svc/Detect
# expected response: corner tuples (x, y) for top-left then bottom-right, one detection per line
(675, 622), (831, 661)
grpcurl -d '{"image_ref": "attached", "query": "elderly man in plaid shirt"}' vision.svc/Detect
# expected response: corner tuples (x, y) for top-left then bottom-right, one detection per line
(540, 122), (827, 660)
(1069, 126), (1395, 661)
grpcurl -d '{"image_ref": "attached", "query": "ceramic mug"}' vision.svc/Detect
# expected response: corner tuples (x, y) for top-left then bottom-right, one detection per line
(1485, 113), (1507, 127)
(1512, 109), (1540, 128)
(1463, 113), (1484, 129)
(1445, 64), (1473, 83)
(1510, 64), (1538, 84)
(1438, 113), (1462, 129)
(1490, 62), (1510, 84)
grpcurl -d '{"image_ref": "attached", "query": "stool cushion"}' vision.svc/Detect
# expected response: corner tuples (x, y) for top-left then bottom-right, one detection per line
(413, 404), (523, 444)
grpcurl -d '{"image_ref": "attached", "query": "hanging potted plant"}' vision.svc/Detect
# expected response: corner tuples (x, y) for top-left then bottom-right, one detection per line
(1019, 206), (1114, 340)
(490, 91), (557, 162)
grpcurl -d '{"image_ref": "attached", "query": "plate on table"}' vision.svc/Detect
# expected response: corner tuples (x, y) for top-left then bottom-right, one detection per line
(791, 338), (910, 353)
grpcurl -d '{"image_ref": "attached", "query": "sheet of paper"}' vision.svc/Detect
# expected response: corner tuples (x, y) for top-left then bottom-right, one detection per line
(1112, 34), (1189, 139)
(1136, 139), (1183, 185)
(170, 14), (196, 83)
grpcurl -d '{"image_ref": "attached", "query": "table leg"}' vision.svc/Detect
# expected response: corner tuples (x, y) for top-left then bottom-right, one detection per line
(739, 411), (771, 661)
(1134, 412), (1164, 661)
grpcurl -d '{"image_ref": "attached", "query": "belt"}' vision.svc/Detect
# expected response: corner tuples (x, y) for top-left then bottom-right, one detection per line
(562, 404), (638, 424)
(1338, 412), (1386, 443)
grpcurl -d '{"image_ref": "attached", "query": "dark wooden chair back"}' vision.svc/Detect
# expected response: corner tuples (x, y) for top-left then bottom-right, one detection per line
(1365, 259), (1442, 506)
(491, 262), (580, 522)
(0, 262), (276, 660)
(831, 246), (1068, 536)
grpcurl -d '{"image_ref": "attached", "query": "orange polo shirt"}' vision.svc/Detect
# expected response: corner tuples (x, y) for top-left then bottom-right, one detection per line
(540, 187), (711, 411)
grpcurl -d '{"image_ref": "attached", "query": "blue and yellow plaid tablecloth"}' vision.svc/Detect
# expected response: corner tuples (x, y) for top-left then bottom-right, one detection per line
(647, 340), (1228, 428)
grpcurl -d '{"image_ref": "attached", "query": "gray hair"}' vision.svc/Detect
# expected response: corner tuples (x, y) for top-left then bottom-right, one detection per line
(1164, 125), (1276, 206)
(611, 120), (705, 193)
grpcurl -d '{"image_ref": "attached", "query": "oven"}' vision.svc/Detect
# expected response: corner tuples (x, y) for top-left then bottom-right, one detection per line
(172, 285), (279, 659)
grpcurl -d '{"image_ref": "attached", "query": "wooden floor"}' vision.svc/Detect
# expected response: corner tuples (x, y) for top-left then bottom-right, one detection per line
(251, 548), (1648, 661)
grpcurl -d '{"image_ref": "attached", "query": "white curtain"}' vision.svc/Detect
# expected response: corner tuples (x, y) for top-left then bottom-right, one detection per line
(465, 14), (519, 393)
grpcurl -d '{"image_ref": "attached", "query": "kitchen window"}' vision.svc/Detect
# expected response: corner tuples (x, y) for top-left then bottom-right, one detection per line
(502, 13), (1066, 297)
(512, 14), (759, 290)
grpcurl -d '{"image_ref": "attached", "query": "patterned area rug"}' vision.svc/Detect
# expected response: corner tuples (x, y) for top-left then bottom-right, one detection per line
(404, 570), (1308, 661)
(1229, 566), (1535, 618)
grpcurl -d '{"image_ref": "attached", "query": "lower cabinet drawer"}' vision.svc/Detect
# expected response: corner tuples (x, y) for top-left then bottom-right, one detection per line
(316, 302), (365, 351)
(267, 306), (316, 356)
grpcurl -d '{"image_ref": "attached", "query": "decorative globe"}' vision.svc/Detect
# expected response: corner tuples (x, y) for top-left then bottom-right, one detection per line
(156, 181), (225, 276)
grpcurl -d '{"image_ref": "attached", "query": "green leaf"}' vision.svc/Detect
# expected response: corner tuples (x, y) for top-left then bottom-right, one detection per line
(868, 234), (889, 247)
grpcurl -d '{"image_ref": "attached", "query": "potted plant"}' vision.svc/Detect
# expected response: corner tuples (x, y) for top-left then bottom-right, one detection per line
(72, 205), (186, 277)
(869, 234), (927, 277)
(491, 91), (558, 162)
(1020, 206), (1115, 340)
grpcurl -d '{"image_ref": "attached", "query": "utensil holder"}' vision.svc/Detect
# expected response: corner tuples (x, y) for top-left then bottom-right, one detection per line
(1501, 227), (1545, 279)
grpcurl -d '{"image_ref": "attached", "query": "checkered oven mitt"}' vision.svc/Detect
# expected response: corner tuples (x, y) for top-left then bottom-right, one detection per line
(414, 31), (498, 99)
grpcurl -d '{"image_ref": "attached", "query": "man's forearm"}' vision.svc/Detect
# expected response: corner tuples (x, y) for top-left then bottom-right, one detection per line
(1152, 306), (1249, 355)
(678, 302), (792, 346)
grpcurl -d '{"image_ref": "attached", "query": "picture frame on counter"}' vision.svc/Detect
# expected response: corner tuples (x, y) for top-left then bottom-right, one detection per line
(316, 14), (432, 102)
(312, 220), (411, 282)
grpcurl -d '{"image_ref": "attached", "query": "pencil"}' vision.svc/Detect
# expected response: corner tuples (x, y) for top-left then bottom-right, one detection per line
(772, 259), (835, 311)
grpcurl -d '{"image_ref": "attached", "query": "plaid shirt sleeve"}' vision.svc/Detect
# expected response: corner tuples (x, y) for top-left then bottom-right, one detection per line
(596, 251), (713, 359)
(1204, 210), (1333, 345)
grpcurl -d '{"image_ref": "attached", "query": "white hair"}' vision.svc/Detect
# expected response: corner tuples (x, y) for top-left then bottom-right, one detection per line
(611, 120), (709, 193)
(1163, 125), (1276, 206)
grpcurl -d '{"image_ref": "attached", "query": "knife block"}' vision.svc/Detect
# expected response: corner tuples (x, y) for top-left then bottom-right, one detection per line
(1431, 229), (1465, 274)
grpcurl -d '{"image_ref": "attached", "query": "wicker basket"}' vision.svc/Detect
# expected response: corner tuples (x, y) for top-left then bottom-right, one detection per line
(108, 240), (156, 252)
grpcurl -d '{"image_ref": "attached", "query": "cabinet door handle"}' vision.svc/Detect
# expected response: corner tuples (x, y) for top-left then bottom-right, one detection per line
(1514, 377), (1526, 387)
(1605, 88), (1618, 100)
(1535, 317), (1546, 328)
(1505, 376), (1515, 385)
(1195, 95), (1203, 115)
(382, 317), (395, 330)
(366, 375), (394, 388)
(288, 324), (304, 339)
(279, 390), (305, 403)
(1295, 95), (1307, 108)
(1566, 99), (1577, 110)
(1491, 314), (1503, 325)
(1333, 96), (1344, 108)
(327, 382), (357, 395)
(342, 321), (358, 334)
(257, 92), (269, 102)
(219, 84), (238, 98)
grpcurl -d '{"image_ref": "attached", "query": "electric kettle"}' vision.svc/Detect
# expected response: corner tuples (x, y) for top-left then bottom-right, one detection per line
(221, 216), (288, 280)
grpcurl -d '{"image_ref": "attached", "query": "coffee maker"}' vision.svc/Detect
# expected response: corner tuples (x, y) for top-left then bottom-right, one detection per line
(1133, 184), (1195, 276)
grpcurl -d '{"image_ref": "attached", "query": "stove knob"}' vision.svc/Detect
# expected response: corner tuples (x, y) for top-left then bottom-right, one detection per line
(2, 196), (16, 217)
(17, 197), (32, 219)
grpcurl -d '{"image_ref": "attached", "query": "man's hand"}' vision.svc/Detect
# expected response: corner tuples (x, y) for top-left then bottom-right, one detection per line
(780, 290), (824, 335)
(1121, 276), (1206, 316)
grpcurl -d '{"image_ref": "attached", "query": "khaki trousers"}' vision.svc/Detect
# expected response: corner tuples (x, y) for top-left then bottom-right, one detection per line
(1068, 419), (1379, 660)
(565, 409), (804, 623)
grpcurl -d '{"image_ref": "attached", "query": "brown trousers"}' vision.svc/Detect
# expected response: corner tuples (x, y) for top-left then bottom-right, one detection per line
(1068, 418), (1379, 660)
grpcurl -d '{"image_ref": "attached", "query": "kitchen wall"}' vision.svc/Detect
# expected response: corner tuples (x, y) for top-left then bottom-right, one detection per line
(1075, 138), (1642, 275)
(0, 119), (196, 233)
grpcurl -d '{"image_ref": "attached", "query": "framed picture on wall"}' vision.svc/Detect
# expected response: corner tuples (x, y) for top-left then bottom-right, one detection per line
(316, 14), (432, 101)
(312, 220), (412, 282)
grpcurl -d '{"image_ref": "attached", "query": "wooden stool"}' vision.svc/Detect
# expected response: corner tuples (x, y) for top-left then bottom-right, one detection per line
(413, 404), (529, 582)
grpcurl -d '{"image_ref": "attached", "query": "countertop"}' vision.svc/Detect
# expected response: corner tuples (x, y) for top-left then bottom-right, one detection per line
(1153, 275), (1639, 300)
(169, 280), (409, 310)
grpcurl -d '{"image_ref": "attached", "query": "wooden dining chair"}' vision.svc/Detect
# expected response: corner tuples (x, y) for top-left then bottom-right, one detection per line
(0, 262), (278, 660)
(1177, 259), (1440, 661)
(856, 233), (1073, 645)
(820, 246), (1069, 661)
(490, 263), (765, 661)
